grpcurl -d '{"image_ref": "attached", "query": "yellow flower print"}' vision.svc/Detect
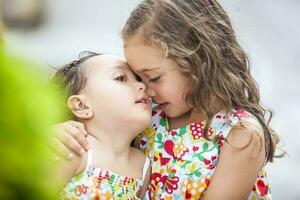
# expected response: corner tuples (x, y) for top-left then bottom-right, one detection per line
(187, 163), (197, 174)
(173, 142), (189, 161)
(141, 125), (157, 155)
(181, 177), (211, 200)
(94, 191), (114, 200)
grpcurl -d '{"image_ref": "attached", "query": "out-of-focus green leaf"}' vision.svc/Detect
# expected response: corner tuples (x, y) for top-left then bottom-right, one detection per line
(0, 46), (66, 200)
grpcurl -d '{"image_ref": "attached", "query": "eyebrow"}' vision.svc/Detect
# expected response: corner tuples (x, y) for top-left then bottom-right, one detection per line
(141, 67), (160, 72)
(112, 63), (131, 71)
(112, 64), (135, 75)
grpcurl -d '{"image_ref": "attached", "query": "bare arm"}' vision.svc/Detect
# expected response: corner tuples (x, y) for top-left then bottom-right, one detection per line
(54, 152), (86, 191)
(203, 119), (266, 200)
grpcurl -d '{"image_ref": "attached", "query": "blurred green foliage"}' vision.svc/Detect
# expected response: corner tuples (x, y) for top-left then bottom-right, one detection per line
(0, 47), (65, 199)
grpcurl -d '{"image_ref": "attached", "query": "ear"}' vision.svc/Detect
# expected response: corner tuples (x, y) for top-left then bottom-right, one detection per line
(67, 95), (93, 119)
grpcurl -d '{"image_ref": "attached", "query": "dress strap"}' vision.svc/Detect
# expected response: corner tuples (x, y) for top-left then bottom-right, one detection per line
(141, 156), (151, 182)
(87, 149), (93, 166)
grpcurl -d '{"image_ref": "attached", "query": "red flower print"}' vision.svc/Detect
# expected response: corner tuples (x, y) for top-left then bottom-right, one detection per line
(164, 140), (175, 156)
(161, 157), (171, 166)
(154, 152), (171, 166)
(152, 110), (157, 116)
(170, 130), (177, 136)
(204, 159), (211, 165)
(75, 184), (89, 196)
(232, 108), (248, 119)
(159, 112), (166, 118)
(173, 143), (189, 161)
(151, 170), (179, 195)
(140, 138), (147, 146)
(217, 140), (224, 148)
(192, 146), (199, 152)
(203, 156), (217, 170)
(256, 179), (269, 196)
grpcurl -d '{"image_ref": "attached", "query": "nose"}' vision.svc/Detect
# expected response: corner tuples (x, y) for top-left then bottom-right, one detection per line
(146, 86), (156, 98)
(137, 81), (146, 92)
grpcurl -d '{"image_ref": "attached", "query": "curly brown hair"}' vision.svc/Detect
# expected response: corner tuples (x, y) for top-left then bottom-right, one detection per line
(122, 0), (281, 162)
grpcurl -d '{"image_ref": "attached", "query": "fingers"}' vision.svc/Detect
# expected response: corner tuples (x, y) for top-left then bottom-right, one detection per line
(56, 123), (88, 155)
(52, 120), (89, 159)
(49, 138), (75, 161)
(65, 122), (89, 151)
(67, 121), (88, 136)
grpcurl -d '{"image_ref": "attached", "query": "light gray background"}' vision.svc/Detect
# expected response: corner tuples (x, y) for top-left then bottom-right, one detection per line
(4, 0), (300, 199)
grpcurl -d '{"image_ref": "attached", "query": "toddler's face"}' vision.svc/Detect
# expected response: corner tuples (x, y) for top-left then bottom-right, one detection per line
(82, 55), (152, 129)
(124, 37), (192, 118)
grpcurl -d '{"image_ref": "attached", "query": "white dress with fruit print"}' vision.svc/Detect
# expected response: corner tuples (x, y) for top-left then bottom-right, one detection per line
(137, 104), (271, 200)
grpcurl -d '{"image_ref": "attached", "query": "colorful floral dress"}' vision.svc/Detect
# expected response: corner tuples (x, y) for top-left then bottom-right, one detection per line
(137, 104), (271, 200)
(60, 149), (150, 200)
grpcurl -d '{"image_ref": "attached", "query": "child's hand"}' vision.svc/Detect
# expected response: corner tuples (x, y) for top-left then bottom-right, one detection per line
(51, 121), (89, 160)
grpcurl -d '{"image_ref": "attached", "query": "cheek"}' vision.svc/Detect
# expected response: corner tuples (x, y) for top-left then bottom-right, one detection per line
(88, 85), (133, 109)
(164, 75), (190, 96)
(92, 93), (133, 114)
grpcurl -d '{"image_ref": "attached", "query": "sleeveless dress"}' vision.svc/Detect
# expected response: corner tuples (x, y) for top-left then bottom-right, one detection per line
(137, 104), (271, 200)
(60, 149), (151, 200)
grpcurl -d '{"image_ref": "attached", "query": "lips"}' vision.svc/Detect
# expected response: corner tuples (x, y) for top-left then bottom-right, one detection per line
(135, 95), (150, 105)
(158, 102), (169, 109)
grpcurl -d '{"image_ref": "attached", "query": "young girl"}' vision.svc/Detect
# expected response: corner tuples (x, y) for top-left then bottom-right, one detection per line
(54, 1), (280, 199)
(52, 52), (151, 199)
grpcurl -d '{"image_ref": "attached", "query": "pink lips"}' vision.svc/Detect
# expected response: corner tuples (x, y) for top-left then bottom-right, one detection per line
(158, 102), (169, 110)
(135, 95), (150, 105)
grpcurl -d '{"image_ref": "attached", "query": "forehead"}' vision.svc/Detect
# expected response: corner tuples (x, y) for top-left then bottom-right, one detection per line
(84, 55), (131, 75)
(124, 39), (167, 73)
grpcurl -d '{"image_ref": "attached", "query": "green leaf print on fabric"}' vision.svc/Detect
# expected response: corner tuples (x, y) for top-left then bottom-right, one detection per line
(194, 170), (202, 177)
(155, 132), (164, 149)
(195, 154), (205, 161)
(181, 160), (192, 168)
(193, 143), (215, 162)
(203, 142), (208, 151)
(159, 118), (166, 127)
(157, 133), (163, 142)
(178, 126), (186, 137)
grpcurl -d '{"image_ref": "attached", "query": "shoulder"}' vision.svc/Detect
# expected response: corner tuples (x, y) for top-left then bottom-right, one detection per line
(61, 152), (87, 175)
(226, 116), (265, 159)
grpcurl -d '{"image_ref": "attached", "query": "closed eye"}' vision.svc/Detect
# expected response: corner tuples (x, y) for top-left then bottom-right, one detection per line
(134, 74), (142, 82)
(149, 75), (161, 83)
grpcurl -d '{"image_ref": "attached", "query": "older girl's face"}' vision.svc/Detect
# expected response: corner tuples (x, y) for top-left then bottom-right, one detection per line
(124, 38), (192, 119)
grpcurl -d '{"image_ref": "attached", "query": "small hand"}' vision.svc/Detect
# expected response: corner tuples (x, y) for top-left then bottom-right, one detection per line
(50, 120), (89, 160)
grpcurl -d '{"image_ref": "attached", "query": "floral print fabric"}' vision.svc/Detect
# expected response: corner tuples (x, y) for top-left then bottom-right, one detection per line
(139, 105), (271, 200)
(60, 150), (148, 200)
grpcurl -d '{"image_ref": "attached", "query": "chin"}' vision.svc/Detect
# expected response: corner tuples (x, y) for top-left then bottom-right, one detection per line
(164, 109), (189, 119)
(136, 114), (151, 131)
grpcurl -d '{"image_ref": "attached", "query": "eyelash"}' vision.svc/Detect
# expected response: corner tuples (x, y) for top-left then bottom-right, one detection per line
(114, 74), (127, 82)
(149, 75), (161, 83)
(135, 74), (142, 82)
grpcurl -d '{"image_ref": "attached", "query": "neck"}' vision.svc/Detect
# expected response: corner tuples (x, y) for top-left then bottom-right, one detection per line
(84, 120), (134, 159)
(168, 103), (224, 130)
(168, 109), (206, 130)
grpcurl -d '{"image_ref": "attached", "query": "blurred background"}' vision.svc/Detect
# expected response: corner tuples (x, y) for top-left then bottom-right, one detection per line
(1, 0), (299, 199)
